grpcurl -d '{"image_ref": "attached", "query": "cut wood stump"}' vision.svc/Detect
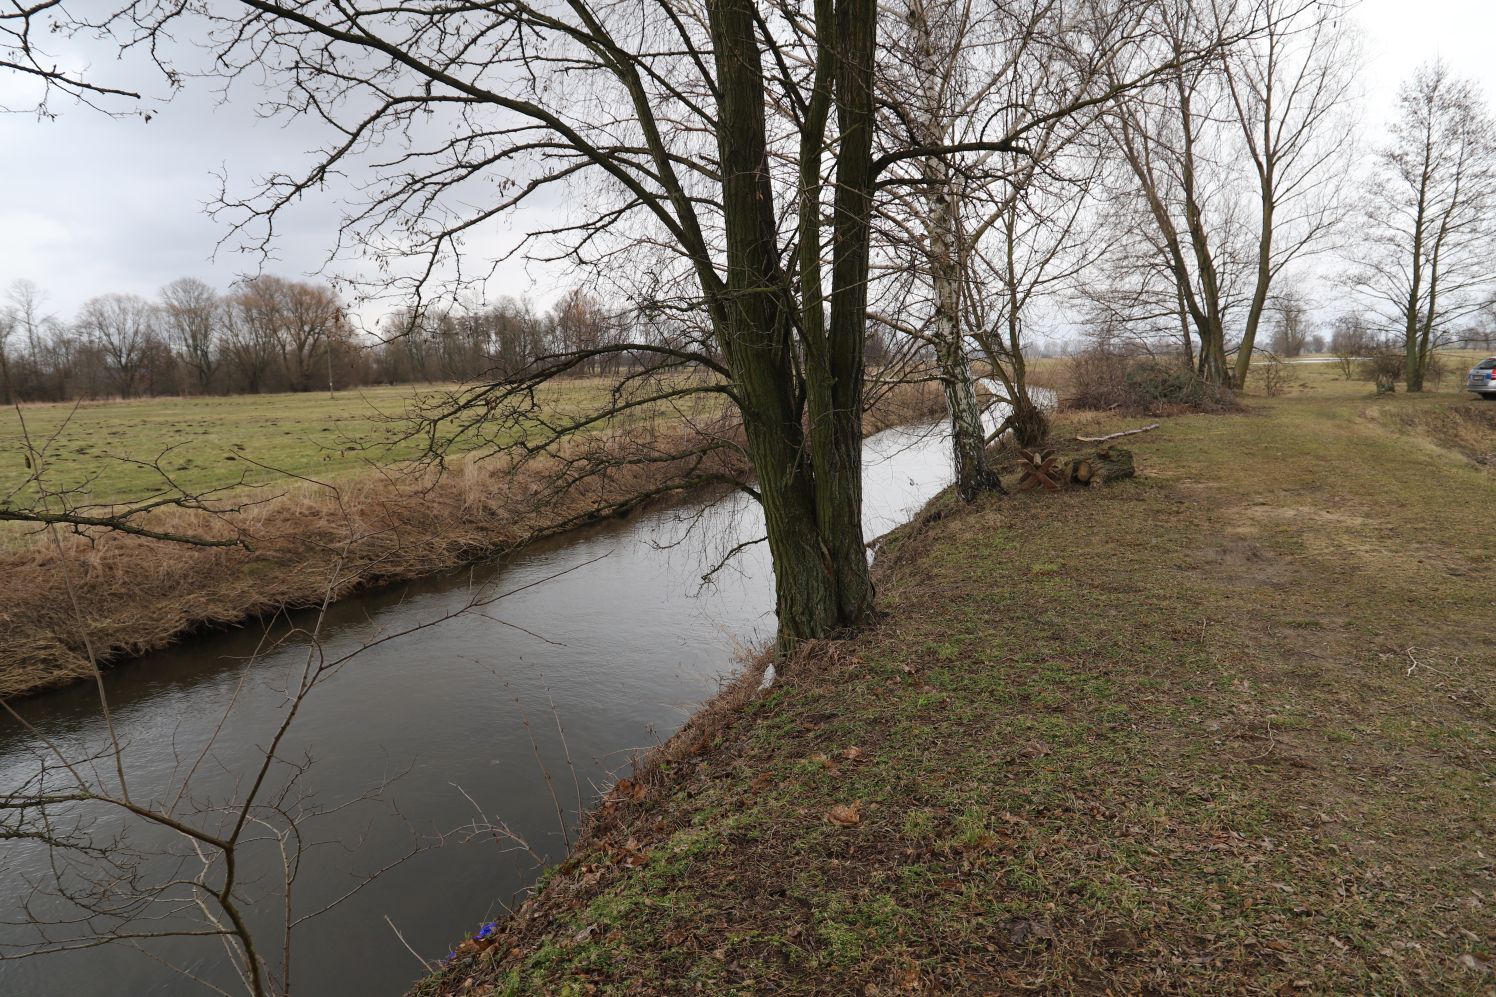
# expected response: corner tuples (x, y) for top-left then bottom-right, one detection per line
(1064, 446), (1136, 488)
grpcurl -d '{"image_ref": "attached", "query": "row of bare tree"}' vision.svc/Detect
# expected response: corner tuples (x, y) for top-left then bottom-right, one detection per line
(0, 276), (349, 402)
(0, 280), (671, 402)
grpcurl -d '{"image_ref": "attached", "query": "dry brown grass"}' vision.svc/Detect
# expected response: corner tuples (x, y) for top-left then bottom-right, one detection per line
(1371, 397), (1496, 467)
(1, 381), (944, 700)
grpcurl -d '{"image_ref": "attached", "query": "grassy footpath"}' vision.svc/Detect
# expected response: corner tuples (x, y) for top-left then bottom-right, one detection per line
(420, 381), (1494, 995)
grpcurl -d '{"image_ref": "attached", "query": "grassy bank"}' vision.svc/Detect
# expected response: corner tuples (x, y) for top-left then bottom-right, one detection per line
(0, 381), (943, 699)
(420, 378), (1494, 994)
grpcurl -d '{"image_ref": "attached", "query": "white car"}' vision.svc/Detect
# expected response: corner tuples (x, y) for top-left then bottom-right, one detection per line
(1469, 357), (1496, 398)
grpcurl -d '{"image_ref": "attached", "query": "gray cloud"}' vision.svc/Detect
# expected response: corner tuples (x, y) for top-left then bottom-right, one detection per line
(4, 0), (1494, 321)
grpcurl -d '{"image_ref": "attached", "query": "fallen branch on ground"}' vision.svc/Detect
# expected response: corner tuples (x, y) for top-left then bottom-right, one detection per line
(1076, 423), (1160, 443)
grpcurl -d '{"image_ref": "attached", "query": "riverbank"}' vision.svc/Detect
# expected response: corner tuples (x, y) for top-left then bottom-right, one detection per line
(418, 385), (1495, 994)
(0, 383), (945, 699)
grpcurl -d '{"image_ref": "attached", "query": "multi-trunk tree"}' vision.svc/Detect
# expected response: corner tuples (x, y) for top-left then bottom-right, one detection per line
(1099, 0), (1355, 386)
(1354, 61), (1496, 391)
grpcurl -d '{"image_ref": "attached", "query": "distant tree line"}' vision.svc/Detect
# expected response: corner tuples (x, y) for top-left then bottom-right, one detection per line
(0, 278), (714, 403)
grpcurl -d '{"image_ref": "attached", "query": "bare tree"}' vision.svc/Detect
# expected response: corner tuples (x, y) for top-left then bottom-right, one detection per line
(1100, 0), (1355, 386)
(550, 289), (614, 376)
(1269, 284), (1311, 356)
(874, 0), (1232, 493)
(160, 277), (222, 393)
(1352, 61), (1496, 391)
(76, 293), (158, 398)
(1329, 310), (1370, 378)
(1219, 0), (1356, 385)
(0, 295), (15, 404)
(0, 1), (143, 115)
(279, 280), (345, 393)
(31, 0), (1018, 647)
(961, 113), (1111, 448)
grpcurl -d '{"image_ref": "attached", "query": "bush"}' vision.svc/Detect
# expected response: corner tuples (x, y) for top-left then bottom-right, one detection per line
(1360, 348), (1405, 393)
(1063, 349), (1235, 414)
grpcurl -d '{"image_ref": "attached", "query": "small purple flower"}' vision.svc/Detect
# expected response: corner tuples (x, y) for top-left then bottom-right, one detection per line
(476, 921), (499, 941)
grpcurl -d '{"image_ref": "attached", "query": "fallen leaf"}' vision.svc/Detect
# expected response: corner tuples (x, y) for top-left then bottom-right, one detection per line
(826, 801), (863, 826)
(1458, 953), (1493, 975)
(1020, 740), (1052, 759)
(1007, 919), (1056, 945)
(841, 746), (865, 762)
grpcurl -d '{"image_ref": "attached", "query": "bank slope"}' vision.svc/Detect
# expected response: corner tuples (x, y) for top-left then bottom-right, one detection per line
(419, 391), (1495, 996)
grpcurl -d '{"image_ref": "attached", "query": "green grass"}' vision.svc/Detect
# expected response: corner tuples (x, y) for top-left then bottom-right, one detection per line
(423, 371), (1496, 995)
(0, 380), (626, 506)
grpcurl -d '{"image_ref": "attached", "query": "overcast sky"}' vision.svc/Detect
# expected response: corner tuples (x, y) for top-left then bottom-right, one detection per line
(2, 1), (1494, 321)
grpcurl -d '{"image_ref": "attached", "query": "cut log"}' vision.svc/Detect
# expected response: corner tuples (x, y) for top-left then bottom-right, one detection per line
(1075, 423), (1159, 444)
(1064, 446), (1135, 487)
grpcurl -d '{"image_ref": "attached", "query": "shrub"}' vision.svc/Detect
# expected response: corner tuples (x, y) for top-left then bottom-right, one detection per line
(1063, 349), (1235, 414)
(1361, 347), (1405, 393)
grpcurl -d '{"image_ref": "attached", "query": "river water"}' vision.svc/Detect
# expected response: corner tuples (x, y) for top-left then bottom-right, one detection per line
(0, 418), (961, 996)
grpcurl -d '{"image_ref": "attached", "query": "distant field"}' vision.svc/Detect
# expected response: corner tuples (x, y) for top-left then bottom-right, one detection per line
(0, 381), (629, 506)
(4, 351), (1486, 508)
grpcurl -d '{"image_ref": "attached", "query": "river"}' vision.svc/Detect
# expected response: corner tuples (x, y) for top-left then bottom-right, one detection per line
(0, 417), (970, 996)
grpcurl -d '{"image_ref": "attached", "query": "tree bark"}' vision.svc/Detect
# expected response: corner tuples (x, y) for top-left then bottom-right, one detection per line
(929, 186), (1001, 500)
(708, 0), (875, 649)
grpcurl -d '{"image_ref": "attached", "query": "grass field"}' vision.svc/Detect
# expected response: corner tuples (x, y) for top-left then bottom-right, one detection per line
(421, 362), (1495, 995)
(0, 380), (637, 506)
(4, 351), (1486, 507)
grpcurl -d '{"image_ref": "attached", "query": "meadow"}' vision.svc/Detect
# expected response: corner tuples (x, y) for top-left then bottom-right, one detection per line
(0, 381), (625, 506)
(0, 375), (942, 698)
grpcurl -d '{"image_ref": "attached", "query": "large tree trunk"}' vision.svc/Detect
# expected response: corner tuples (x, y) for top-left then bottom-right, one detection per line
(1196, 320), (1230, 386)
(816, 0), (878, 626)
(1235, 193), (1275, 389)
(707, 0), (873, 649)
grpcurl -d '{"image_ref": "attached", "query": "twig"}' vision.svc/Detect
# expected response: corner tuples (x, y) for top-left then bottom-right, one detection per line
(383, 915), (432, 972)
